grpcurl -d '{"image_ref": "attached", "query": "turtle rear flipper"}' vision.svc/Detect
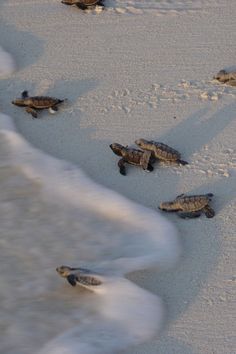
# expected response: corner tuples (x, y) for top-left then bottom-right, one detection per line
(21, 90), (29, 98)
(49, 106), (58, 114)
(203, 205), (215, 218)
(118, 158), (126, 176)
(66, 274), (77, 286)
(177, 159), (188, 166)
(25, 107), (38, 118)
(140, 150), (153, 171)
(178, 211), (202, 219)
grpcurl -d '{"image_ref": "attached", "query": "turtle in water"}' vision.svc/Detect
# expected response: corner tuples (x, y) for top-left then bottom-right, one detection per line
(159, 193), (215, 219)
(214, 69), (236, 86)
(110, 143), (154, 176)
(12, 91), (65, 118)
(61, 0), (105, 10)
(56, 265), (102, 290)
(135, 138), (188, 166)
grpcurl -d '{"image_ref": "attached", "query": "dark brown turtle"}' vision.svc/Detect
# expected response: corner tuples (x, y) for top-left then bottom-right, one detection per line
(135, 138), (188, 166)
(56, 265), (102, 290)
(12, 91), (65, 118)
(110, 143), (154, 176)
(159, 193), (215, 219)
(61, 0), (104, 10)
(214, 69), (236, 86)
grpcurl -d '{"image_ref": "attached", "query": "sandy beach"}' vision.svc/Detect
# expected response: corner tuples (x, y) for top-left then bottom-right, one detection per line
(0, 1), (236, 353)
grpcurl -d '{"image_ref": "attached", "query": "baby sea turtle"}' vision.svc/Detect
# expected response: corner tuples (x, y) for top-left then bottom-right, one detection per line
(56, 265), (102, 290)
(159, 193), (215, 219)
(110, 143), (154, 176)
(61, 0), (104, 10)
(12, 91), (65, 118)
(214, 69), (236, 86)
(135, 138), (188, 166)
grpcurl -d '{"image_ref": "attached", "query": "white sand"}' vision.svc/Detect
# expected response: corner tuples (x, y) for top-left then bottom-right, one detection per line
(0, 0), (236, 353)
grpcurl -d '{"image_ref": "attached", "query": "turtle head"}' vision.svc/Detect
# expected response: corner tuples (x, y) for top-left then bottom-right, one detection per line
(135, 138), (148, 149)
(109, 143), (124, 156)
(56, 265), (74, 277)
(214, 69), (227, 80)
(12, 98), (27, 107)
(159, 201), (176, 211)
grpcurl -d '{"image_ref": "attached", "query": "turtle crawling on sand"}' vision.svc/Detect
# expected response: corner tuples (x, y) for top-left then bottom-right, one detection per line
(110, 143), (154, 176)
(135, 138), (188, 166)
(12, 91), (65, 118)
(61, 0), (104, 10)
(214, 69), (236, 86)
(159, 193), (215, 219)
(56, 265), (102, 290)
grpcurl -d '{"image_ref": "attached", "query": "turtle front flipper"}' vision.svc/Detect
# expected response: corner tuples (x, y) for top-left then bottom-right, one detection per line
(21, 90), (29, 98)
(178, 211), (202, 219)
(177, 159), (188, 166)
(147, 163), (154, 172)
(25, 107), (38, 118)
(176, 193), (185, 199)
(118, 158), (126, 176)
(202, 205), (215, 218)
(140, 151), (153, 171)
(66, 274), (77, 286)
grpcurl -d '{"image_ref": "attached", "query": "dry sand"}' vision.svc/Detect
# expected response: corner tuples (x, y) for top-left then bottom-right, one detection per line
(0, 0), (236, 353)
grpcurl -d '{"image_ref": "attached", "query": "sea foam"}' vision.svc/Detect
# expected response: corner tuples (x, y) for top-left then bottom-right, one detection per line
(0, 46), (15, 78)
(0, 113), (180, 353)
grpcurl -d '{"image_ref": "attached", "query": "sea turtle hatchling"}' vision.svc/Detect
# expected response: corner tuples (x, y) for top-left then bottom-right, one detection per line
(61, 0), (104, 10)
(135, 138), (188, 166)
(159, 193), (215, 219)
(110, 143), (155, 176)
(12, 91), (65, 118)
(214, 69), (236, 86)
(56, 265), (102, 290)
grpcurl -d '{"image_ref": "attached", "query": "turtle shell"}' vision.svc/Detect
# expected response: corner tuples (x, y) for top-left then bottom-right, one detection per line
(135, 139), (181, 161)
(28, 96), (62, 109)
(123, 148), (145, 165)
(214, 70), (236, 83)
(62, 0), (100, 5)
(176, 194), (211, 212)
(151, 142), (181, 161)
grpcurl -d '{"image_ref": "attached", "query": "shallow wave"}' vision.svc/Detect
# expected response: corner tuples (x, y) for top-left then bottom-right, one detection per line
(0, 113), (180, 353)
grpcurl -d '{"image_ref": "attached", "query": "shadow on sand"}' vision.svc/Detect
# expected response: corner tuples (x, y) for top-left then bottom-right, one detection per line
(127, 101), (236, 352)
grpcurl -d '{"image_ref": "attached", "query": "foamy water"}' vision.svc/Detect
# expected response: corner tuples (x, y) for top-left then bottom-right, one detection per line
(0, 46), (15, 78)
(0, 41), (180, 352)
(0, 111), (180, 353)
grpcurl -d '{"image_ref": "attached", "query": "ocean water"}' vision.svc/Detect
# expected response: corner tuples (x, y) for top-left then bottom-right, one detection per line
(0, 49), (180, 353)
